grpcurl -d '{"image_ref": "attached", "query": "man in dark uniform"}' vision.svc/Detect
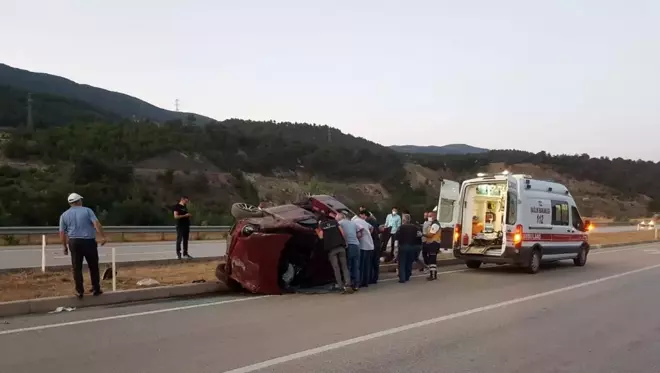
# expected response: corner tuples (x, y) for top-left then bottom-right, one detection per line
(316, 214), (353, 294)
(173, 196), (193, 259)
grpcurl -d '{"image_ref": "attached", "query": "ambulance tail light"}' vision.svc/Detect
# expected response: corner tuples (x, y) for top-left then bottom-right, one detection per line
(514, 224), (523, 249)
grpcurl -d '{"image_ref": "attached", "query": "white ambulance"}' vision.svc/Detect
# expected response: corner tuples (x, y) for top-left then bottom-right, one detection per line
(453, 172), (591, 274)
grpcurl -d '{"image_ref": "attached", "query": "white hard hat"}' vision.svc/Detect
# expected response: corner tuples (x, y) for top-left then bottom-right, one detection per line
(67, 193), (83, 203)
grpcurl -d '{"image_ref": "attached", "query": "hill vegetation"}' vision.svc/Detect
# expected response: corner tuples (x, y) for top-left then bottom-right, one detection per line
(0, 63), (658, 226)
(0, 63), (209, 123)
(390, 144), (488, 155)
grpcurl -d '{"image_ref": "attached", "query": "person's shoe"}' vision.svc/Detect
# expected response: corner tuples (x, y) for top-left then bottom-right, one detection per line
(177, 253), (182, 260)
(427, 274), (434, 281)
(75, 292), (84, 300)
(93, 289), (103, 296)
(352, 286), (360, 292)
(184, 254), (193, 259)
(343, 286), (354, 294)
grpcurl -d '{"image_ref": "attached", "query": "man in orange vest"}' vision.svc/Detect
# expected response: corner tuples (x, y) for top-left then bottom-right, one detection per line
(423, 212), (442, 280)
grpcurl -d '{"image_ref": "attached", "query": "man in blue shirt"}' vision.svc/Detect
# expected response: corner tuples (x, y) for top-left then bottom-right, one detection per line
(335, 212), (360, 291)
(384, 207), (402, 261)
(59, 193), (107, 299)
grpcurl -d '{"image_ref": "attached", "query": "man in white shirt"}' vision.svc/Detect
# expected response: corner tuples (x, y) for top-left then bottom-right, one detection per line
(353, 212), (375, 288)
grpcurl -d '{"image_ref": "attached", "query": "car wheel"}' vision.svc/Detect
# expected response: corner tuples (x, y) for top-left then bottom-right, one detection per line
(526, 249), (541, 274)
(574, 246), (588, 267)
(231, 203), (264, 219)
(465, 260), (482, 269)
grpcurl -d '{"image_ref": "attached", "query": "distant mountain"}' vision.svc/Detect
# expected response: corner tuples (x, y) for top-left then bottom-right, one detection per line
(390, 144), (488, 155)
(0, 63), (211, 124)
(0, 85), (121, 128)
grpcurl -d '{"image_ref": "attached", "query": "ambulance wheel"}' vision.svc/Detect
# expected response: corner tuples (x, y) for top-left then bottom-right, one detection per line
(574, 245), (588, 267)
(526, 249), (541, 274)
(465, 260), (482, 269)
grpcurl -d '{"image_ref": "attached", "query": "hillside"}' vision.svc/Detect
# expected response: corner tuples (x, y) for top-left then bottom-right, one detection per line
(1, 117), (658, 226)
(391, 144), (488, 155)
(0, 63), (210, 123)
(0, 65), (658, 225)
(0, 85), (121, 128)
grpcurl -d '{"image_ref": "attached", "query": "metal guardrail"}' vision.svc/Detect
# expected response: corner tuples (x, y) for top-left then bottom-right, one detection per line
(0, 226), (231, 235)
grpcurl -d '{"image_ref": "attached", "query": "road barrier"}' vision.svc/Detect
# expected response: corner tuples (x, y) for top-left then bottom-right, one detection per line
(0, 226), (231, 235)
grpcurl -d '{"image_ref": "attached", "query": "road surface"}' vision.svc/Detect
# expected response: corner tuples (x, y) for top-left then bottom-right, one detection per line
(2, 242), (660, 372)
(0, 241), (226, 270)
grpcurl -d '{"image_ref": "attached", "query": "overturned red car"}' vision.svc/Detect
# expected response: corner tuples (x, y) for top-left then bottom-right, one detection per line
(216, 195), (357, 294)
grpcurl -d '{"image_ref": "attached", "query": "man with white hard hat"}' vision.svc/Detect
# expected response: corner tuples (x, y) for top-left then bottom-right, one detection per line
(59, 193), (107, 299)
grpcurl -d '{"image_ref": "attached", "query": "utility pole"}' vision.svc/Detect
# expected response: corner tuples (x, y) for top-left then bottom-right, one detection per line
(175, 99), (180, 112)
(26, 93), (34, 131)
(327, 127), (332, 143)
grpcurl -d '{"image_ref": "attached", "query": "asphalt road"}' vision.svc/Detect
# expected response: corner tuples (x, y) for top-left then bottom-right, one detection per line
(2, 242), (660, 372)
(0, 225), (642, 270)
(0, 241), (226, 269)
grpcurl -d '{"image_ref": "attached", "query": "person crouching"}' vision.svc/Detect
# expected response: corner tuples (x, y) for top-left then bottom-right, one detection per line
(316, 214), (353, 294)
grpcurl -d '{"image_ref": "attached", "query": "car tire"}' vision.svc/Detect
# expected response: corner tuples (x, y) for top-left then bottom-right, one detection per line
(526, 248), (541, 274)
(231, 203), (264, 219)
(465, 260), (482, 269)
(574, 245), (588, 267)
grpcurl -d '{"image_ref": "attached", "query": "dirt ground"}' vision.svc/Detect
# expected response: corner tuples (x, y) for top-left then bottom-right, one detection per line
(0, 261), (218, 302)
(0, 230), (656, 303)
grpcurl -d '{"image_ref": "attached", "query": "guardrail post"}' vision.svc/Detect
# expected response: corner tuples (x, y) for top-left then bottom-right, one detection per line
(112, 247), (117, 292)
(655, 227), (658, 240)
(41, 234), (46, 273)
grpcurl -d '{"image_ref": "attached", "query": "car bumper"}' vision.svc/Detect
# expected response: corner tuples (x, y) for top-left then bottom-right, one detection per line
(453, 246), (533, 266)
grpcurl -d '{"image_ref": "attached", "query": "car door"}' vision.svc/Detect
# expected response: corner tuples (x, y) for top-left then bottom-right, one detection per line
(569, 205), (588, 252)
(436, 179), (460, 248)
(550, 200), (572, 256)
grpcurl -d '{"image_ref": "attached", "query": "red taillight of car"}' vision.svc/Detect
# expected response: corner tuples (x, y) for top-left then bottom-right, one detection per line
(513, 224), (523, 248)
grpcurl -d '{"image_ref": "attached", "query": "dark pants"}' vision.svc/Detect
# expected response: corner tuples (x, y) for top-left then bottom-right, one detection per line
(69, 238), (100, 294)
(423, 243), (440, 266)
(370, 246), (382, 284)
(176, 225), (190, 256)
(359, 250), (373, 287)
(346, 244), (360, 288)
(398, 245), (418, 283)
(381, 232), (397, 258)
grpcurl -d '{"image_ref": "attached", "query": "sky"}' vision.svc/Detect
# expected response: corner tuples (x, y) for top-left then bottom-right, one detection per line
(1, 0), (659, 161)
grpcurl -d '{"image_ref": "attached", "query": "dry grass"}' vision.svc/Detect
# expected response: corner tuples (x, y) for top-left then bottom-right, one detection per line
(0, 261), (219, 302)
(589, 230), (657, 245)
(0, 231), (656, 303)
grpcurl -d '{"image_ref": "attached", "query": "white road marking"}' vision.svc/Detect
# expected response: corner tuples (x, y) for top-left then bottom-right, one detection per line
(223, 262), (660, 373)
(0, 296), (271, 336)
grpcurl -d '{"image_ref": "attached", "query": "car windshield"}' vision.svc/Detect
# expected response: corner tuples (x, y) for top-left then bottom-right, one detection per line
(313, 195), (355, 219)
